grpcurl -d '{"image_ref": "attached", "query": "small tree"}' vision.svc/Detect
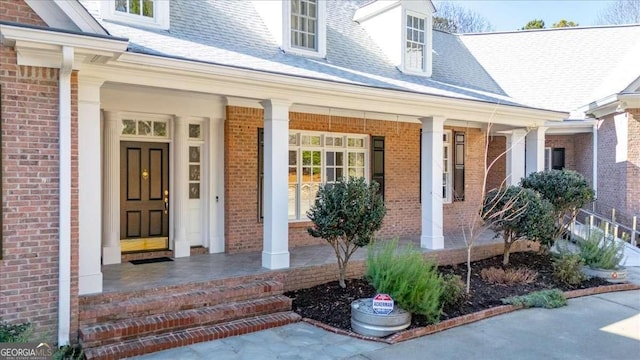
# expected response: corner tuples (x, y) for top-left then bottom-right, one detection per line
(484, 186), (555, 265)
(522, 19), (545, 29)
(307, 177), (386, 288)
(520, 170), (595, 241)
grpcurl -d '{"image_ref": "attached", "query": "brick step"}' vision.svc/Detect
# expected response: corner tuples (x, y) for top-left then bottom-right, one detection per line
(79, 280), (283, 326)
(83, 311), (302, 360)
(80, 295), (292, 348)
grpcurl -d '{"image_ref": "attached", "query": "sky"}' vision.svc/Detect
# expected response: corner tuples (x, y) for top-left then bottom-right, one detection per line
(435, 0), (617, 31)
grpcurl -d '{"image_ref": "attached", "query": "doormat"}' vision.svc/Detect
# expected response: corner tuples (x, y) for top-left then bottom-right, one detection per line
(130, 257), (174, 265)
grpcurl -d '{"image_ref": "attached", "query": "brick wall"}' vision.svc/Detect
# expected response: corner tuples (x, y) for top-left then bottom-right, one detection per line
(574, 133), (593, 186)
(595, 113), (629, 223)
(0, 0), (80, 342)
(625, 109), (640, 219)
(486, 136), (506, 193)
(225, 107), (485, 253)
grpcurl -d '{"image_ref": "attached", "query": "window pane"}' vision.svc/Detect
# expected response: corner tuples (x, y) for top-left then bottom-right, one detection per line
(189, 146), (200, 163)
(142, 0), (154, 17)
(357, 153), (364, 166)
(336, 152), (344, 166)
(309, 3), (316, 17)
(122, 119), (136, 135)
(115, 0), (127, 12)
(326, 168), (334, 182)
(302, 151), (312, 165)
(312, 167), (321, 182)
(312, 151), (321, 165)
(289, 166), (297, 183)
(336, 168), (343, 180)
(189, 183), (200, 199)
(289, 150), (297, 166)
(138, 120), (152, 136)
(189, 165), (200, 181)
(154, 121), (167, 137)
(302, 167), (311, 182)
(129, 0), (140, 15)
(189, 124), (200, 139)
(326, 152), (334, 166)
(289, 134), (298, 145)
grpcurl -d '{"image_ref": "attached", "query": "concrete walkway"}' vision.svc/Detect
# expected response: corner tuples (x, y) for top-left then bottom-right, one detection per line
(131, 290), (640, 360)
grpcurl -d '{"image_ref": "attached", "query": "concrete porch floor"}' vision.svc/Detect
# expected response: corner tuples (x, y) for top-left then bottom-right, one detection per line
(101, 231), (500, 294)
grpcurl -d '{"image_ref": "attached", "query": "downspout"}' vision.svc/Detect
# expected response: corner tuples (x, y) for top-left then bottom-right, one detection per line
(592, 122), (598, 200)
(58, 46), (74, 346)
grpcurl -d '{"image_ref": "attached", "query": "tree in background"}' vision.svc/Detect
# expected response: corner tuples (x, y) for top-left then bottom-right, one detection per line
(552, 19), (579, 28)
(522, 19), (545, 29)
(597, 0), (640, 25)
(433, 2), (493, 33)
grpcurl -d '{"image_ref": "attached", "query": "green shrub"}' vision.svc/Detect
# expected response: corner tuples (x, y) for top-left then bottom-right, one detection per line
(366, 239), (443, 323)
(0, 320), (32, 342)
(520, 170), (595, 240)
(502, 289), (567, 309)
(553, 254), (585, 286)
(483, 186), (555, 264)
(440, 274), (465, 308)
(307, 177), (386, 288)
(578, 232), (624, 270)
(53, 344), (84, 360)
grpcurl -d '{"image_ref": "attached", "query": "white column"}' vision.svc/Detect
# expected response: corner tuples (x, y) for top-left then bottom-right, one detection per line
(78, 76), (104, 294)
(102, 111), (121, 265)
(173, 116), (190, 257)
(420, 116), (445, 249)
(261, 99), (291, 269)
(525, 127), (547, 176)
(505, 129), (527, 186)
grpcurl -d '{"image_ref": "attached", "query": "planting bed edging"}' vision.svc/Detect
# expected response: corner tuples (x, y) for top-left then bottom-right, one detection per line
(300, 283), (640, 345)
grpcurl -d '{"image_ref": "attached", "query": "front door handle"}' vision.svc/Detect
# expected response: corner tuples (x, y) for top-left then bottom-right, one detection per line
(164, 190), (169, 214)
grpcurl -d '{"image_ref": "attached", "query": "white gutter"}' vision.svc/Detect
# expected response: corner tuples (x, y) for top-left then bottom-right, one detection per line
(58, 45), (74, 346)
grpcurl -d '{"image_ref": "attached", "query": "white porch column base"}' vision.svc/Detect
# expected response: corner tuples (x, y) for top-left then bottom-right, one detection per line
(262, 251), (290, 270)
(525, 127), (547, 176)
(102, 245), (121, 265)
(420, 116), (445, 250)
(261, 99), (291, 269)
(78, 273), (102, 295)
(173, 240), (190, 258)
(505, 129), (527, 186)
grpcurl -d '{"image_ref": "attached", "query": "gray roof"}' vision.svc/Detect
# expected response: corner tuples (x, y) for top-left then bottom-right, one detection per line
(460, 25), (640, 112)
(80, 0), (640, 113)
(89, 0), (521, 107)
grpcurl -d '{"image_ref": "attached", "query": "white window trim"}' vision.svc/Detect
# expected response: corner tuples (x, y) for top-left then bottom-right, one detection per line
(282, 0), (327, 58)
(101, 0), (170, 30)
(401, 9), (432, 77)
(288, 130), (369, 221)
(443, 130), (453, 204)
(544, 147), (552, 171)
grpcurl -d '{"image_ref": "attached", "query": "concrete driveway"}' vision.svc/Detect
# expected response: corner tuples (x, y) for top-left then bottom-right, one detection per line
(132, 290), (640, 360)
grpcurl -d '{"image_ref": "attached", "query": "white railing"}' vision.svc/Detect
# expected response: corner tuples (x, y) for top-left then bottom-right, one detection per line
(573, 208), (638, 247)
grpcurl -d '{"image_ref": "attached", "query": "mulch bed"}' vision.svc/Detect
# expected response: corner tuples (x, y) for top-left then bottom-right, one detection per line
(284, 251), (609, 332)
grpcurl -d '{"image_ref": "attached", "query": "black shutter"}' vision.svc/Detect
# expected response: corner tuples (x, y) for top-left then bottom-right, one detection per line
(552, 148), (565, 170)
(372, 136), (385, 200)
(454, 132), (465, 201)
(258, 128), (264, 222)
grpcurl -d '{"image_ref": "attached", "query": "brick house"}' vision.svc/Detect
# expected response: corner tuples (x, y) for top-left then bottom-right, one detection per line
(0, 0), (638, 346)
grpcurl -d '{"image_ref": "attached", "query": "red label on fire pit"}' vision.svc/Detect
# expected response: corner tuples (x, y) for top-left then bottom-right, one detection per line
(372, 293), (394, 315)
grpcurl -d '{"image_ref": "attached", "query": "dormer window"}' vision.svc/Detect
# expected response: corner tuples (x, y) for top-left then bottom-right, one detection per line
(102, 0), (170, 30)
(115, 0), (154, 18)
(405, 14), (425, 71)
(282, 0), (327, 58)
(291, 0), (318, 50)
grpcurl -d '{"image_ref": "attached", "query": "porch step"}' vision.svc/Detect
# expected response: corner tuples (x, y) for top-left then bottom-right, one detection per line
(79, 280), (283, 326)
(80, 295), (292, 348)
(83, 311), (301, 360)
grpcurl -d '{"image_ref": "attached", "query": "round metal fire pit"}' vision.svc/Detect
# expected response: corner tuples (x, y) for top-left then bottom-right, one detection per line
(350, 298), (411, 337)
